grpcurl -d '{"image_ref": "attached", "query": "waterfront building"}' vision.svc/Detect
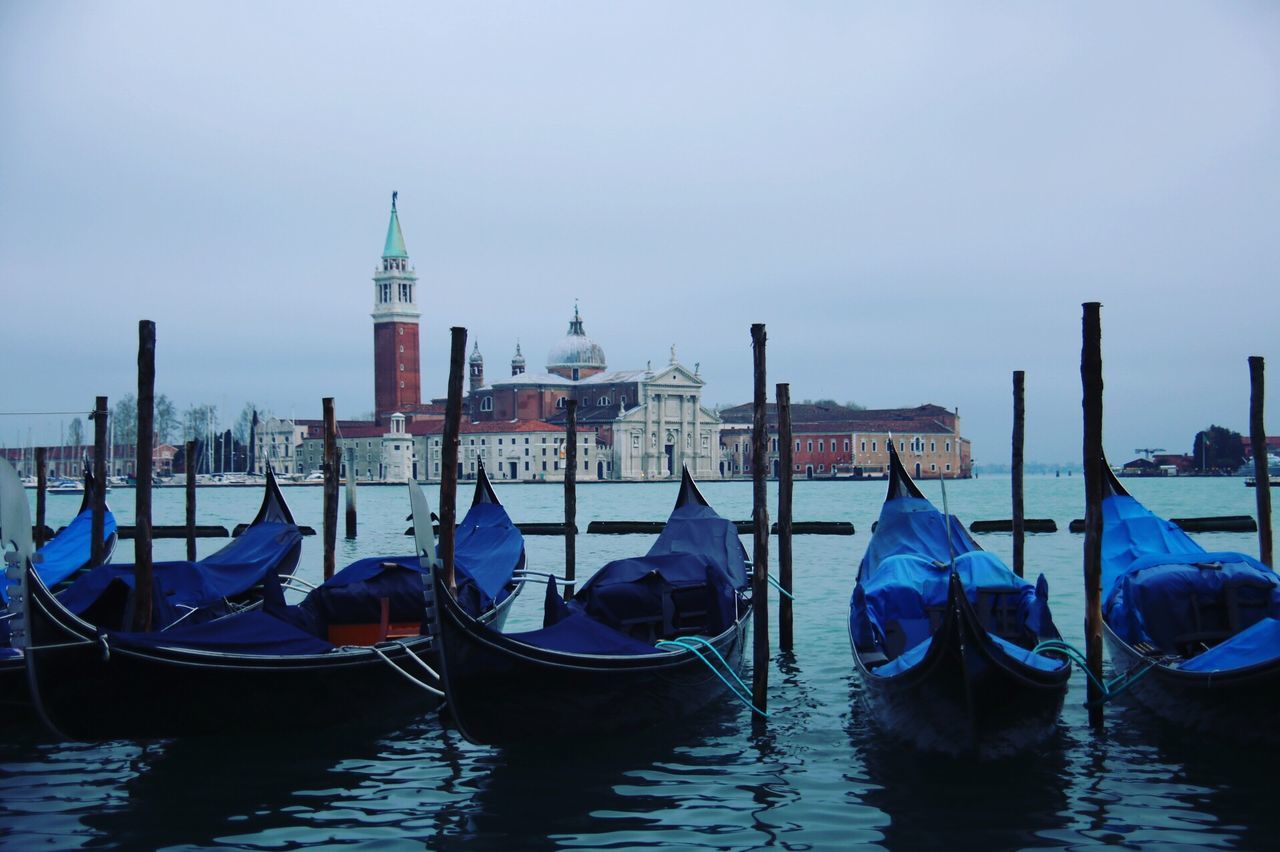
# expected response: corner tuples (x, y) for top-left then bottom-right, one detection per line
(468, 306), (723, 481)
(718, 402), (971, 479)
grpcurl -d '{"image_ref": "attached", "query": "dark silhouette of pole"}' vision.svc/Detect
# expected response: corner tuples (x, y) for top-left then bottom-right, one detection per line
(345, 447), (358, 539)
(440, 327), (467, 592)
(90, 396), (108, 566)
(1250, 356), (1272, 568)
(751, 323), (770, 713)
(185, 440), (197, 561)
(1080, 303), (1105, 728)
(133, 320), (156, 632)
(322, 398), (337, 580)
(34, 447), (46, 549)
(565, 399), (577, 598)
(1012, 370), (1026, 578)
(777, 383), (794, 652)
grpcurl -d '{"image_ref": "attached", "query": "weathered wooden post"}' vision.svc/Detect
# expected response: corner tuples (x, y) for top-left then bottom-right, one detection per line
(1012, 370), (1026, 578)
(34, 447), (46, 549)
(751, 323), (770, 712)
(322, 398), (337, 581)
(1081, 303), (1105, 728)
(345, 447), (358, 539)
(185, 440), (197, 561)
(90, 396), (108, 566)
(776, 383), (794, 652)
(565, 398), (578, 598)
(133, 320), (156, 632)
(1250, 356), (1272, 568)
(440, 327), (467, 592)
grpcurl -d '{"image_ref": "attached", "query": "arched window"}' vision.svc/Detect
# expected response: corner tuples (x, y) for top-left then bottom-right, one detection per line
(556, 397), (566, 409)
(480, 397), (493, 412)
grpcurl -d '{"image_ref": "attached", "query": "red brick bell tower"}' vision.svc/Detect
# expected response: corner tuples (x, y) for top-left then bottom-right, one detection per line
(372, 192), (421, 422)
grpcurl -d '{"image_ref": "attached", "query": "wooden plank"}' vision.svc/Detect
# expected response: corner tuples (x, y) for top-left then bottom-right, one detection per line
(970, 519), (1057, 533)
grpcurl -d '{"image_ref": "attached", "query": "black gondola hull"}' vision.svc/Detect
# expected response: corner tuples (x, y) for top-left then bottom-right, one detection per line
(432, 571), (751, 746)
(1103, 624), (1280, 742)
(24, 566), (520, 740)
(852, 580), (1068, 756)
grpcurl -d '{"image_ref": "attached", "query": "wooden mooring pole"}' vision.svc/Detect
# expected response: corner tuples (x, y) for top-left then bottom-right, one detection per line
(91, 396), (108, 566)
(440, 327), (467, 592)
(185, 440), (197, 561)
(1080, 303), (1105, 728)
(565, 399), (577, 598)
(34, 447), (46, 549)
(1250, 356), (1272, 568)
(1012, 370), (1026, 578)
(345, 447), (357, 539)
(133, 320), (156, 632)
(751, 323), (770, 713)
(322, 398), (337, 581)
(777, 382), (794, 653)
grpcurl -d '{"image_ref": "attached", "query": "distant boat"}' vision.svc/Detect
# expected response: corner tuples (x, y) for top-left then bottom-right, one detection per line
(1245, 478), (1280, 488)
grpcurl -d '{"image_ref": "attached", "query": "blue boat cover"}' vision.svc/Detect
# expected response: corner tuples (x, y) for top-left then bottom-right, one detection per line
(0, 506), (116, 605)
(56, 521), (300, 629)
(113, 609), (336, 656)
(298, 498), (525, 629)
(518, 484), (749, 654)
(106, 494), (524, 655)
(646, 498), (750, 591)
(1180, 617), (1280, 673)
(850, 496), (1059, 672)
(506, 610), (661, 656)
(568, 551), (739, 639)
(1103, 493), (1280, 656)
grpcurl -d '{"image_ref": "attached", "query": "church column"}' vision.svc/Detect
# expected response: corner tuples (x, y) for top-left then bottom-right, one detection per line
(660, 388), (670, 470)
(643, 391), (654, 478)
(692, 394), (701, 476)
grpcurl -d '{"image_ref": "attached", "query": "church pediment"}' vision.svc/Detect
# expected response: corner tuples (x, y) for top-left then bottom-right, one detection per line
(647, 363), (702, 388)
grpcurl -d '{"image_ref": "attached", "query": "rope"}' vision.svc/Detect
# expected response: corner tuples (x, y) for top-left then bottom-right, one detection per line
(26, 637), (97, 653)
(655, 637), (768, 718)
(765, 574), (795, 600)
(663, 636), (754, 696)
(370, 645), (445, 697)
(1032, 639), (1157, 706)
(393, 642), (442, 681)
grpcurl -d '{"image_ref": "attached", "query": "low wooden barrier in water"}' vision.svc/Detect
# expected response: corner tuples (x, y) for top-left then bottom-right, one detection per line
(970, 519), (1058, 534)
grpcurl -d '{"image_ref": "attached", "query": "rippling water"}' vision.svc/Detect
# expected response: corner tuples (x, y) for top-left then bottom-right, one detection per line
(2, 476), (1276, 848)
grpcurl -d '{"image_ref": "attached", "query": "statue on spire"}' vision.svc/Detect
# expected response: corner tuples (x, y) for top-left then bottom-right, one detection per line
(392, 190), (398, 210)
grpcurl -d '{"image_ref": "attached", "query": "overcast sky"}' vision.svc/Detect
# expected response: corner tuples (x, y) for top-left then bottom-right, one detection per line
(2, 2), (1276, 463)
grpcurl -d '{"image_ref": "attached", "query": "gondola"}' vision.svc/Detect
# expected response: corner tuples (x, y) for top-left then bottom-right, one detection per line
(1100, 464), (1280, 741)
(424, 466), (753, 746)
(1, 465), (118, 705)
(10, 463), (524, 740)
(849, 446), (1069, 755)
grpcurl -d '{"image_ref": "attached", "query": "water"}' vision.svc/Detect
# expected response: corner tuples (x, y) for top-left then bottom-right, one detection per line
(2, 476), (1276, 848)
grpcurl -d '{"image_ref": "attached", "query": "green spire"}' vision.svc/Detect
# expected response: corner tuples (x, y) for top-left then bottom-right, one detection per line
(383, 191), (408, 259)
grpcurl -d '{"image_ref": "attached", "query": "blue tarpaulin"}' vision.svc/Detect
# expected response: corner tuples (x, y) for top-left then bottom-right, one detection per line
(0, 506), (116, 605)
(1180, 617), (1280, 672)
(851, 495), (1060, 673)
(115, 609), (336, 656)
(1103, 493), (1280, 657)
(56, 521), (300, 629)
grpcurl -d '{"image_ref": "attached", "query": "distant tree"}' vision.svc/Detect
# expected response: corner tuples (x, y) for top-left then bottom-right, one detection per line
(1193, 425), (1245, 472)
(234, 403), (266, 445)
(844, 401), (867, 411)
(67, 417), (84, 447)
(155, 394), (179, 445)
(112, 394), (138, 446)
(184, 404), (219, 442)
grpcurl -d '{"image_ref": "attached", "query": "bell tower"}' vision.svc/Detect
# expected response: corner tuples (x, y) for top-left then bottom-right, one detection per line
(372, 192), (421, 422)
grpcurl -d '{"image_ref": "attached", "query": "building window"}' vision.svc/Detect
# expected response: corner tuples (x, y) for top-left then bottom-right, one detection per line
(818, 464), (825, 472)
(632, 434), (640, 449)
(702, 435), (709, 450)
(399, 327), (404, 335)
(807, 441), (813, 452)
(818, 440), (825, 452)
(399, 381), (404, 388)
(930, 440), (936, 452)
(844, 440), (850, 452)
(556, 397), (566, 409)
(945, 463), (952, 471)
(620, 395), (627, 406)
(481, 397), (493, 412)
(946, 441), (952, 452)
(931, 463), (937, 471)
(795, 440), (800, 452)
(872, 441), (877, 452)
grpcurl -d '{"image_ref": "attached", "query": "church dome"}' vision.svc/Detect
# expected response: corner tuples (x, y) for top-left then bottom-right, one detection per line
(546, 305), (606, 372)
